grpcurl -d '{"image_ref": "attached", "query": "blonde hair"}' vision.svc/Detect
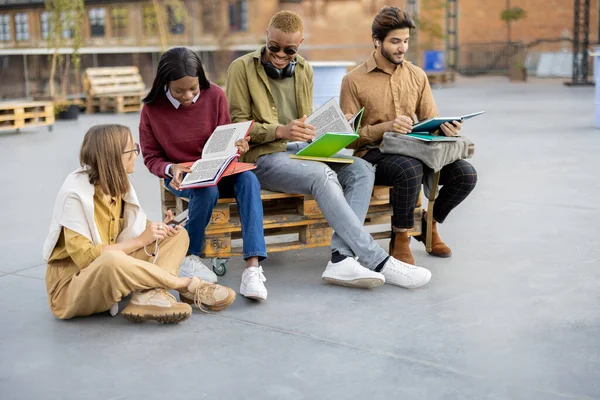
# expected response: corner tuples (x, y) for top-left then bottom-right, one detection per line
(268, 11), (304, 34)
(80, 124), (132, 198)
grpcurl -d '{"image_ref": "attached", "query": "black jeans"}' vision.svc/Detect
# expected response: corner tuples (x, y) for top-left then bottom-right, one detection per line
(363, 149), (478, 228)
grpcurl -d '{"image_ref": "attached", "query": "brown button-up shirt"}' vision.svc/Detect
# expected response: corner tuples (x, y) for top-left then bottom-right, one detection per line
(340, 52), (438, 157)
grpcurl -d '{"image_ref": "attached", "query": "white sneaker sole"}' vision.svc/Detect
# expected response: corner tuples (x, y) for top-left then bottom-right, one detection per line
(385, 270), (432, 289)
(240, 285), (267, 300)
(322, 276), (384, 289)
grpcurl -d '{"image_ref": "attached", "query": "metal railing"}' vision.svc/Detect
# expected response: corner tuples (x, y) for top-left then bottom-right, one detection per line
(457, 41), (526, 76)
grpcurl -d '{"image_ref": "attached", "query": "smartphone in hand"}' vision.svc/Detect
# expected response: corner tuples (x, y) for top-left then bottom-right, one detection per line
(167, 209), (189, 228)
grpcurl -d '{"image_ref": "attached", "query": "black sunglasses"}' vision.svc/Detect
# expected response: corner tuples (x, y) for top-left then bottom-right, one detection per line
(267, 44), (298, 56)
(123, 143), (140, 155)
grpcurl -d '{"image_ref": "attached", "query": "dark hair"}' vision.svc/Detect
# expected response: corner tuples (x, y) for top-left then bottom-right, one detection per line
(80, 124), (132, 197)
(371, 6), (416, 44)
(143, 47), (211, 104)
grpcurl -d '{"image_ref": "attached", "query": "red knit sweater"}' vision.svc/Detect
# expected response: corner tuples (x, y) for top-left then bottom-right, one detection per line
(139, 83), (231, 178)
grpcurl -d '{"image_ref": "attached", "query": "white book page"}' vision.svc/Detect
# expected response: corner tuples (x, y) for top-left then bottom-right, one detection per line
(202, 120), (253, 159)
(181, 155), (231, 186)
(305, 98), (353, 140)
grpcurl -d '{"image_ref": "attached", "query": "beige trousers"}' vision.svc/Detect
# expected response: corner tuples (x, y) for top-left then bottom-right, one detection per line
(46, 229), (190, 320)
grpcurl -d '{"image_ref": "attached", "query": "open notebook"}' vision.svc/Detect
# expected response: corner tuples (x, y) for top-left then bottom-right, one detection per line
(411, 111), (485, 133)
(290, 98), (362, 164)
(179, 120), (254, 189)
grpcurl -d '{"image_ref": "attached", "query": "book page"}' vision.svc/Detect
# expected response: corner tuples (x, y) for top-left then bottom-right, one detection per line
(306, 98), (353, 140)
(201, 120), (253, 159)
(181, 156), (230, 185)
(348, 108), (364, 133)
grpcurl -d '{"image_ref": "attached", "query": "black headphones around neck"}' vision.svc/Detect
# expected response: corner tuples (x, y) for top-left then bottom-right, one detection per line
(261, 47), (296, 80)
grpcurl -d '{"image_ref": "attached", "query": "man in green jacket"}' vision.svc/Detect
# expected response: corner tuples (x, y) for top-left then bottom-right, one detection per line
(225, 10), (431, 290)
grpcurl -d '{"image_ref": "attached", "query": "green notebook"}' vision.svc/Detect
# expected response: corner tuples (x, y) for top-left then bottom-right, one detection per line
(294, 99), (363, 162)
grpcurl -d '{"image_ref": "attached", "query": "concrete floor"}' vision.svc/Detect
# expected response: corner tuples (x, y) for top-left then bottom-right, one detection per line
(1, 76), (599, 400)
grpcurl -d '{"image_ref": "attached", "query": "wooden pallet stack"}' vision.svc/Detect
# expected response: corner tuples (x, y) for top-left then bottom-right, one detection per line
(427, 71), (456, 85)
(0, 101), (54, 132)
(160, 182), (422, 260)
(83, 66), (146, 114)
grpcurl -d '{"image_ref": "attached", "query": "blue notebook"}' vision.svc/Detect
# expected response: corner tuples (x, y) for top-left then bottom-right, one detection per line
(412, 111), (485, 133)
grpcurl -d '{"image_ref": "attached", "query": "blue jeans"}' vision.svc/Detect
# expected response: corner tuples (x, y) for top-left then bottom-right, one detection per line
(254, 143), (388, 270)
(166, 171), (267, 261)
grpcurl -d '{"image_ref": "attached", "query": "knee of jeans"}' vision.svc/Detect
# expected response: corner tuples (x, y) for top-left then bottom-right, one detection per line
(191, 185), (219, 204)
(312, 165), (341, 190)
(352, 158), (376, 182)
(236, 171), (260, 190)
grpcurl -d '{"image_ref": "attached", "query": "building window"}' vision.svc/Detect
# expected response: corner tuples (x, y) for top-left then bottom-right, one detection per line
(0, 14), (10, 42)
(41, 12), (49, 39)
(142, 5), (157, 36)
(40, 12), (73, 40)
(111, 8), (128, 38)
(229, 0), (248, 32)
(89, 8), (105, 37)
(167, 6), (185, 35)
(61, 12), (74, 39)
(15, 13), (29, 41)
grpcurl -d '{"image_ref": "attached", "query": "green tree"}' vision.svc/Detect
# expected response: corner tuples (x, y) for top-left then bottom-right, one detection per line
(44, 0), (84, 98)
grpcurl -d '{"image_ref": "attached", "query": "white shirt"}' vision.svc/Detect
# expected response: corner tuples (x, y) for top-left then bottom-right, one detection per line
(164, 85), (201, 176)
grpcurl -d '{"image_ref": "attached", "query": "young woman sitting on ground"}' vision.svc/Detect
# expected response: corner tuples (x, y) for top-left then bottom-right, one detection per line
(43, 124), (236, 324)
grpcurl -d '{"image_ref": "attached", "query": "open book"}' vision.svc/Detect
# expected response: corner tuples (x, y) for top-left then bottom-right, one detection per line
(180, 120), (254, 189)
(411, 111), (485, 133)
(290, 98), (362, 164)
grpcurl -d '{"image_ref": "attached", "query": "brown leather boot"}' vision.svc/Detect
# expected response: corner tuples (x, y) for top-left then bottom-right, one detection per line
(389, 230), (415, 264)
(415, 213), (452, 257)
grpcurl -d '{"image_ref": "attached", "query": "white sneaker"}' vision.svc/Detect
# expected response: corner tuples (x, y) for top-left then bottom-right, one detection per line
(321, 257), (385, 289)
(240, 266), (268, 300)
(179, 255), (218, 283)
(382, 257), (432, 288)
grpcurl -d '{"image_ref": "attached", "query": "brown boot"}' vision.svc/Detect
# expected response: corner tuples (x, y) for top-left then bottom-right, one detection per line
(389, 230), (415, 264)
(415, 213), (452, 257)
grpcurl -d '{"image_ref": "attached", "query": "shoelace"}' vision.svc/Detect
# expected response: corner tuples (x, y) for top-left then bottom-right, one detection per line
(390, 260), (417, 277)
(156, 289), (177, 303)
(247, 266), (266, 283)
(191, 281), (218, 313)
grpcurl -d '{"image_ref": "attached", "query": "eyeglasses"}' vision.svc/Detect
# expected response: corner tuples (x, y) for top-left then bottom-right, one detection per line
(267, 44), (298, 56)
(123, 143), (140, 156)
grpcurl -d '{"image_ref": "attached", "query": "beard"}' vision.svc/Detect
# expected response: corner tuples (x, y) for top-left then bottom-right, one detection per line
(381, 46), (404, 65)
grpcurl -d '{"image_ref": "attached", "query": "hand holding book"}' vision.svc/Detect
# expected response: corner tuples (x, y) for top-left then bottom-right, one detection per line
(275, 114), (316, 142)
(439, 120), (462, 137)
(168, 164), (192, 191)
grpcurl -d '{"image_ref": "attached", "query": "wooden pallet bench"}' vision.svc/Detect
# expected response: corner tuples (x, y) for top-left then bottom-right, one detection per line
(0, 101), (54, 132)
(160, 181), (425, 274)
(427, 71), (456, 85)
(83, 67), (146, 114)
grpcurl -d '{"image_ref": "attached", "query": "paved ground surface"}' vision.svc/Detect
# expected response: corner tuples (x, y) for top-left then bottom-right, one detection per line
(1, 76), (599, 400)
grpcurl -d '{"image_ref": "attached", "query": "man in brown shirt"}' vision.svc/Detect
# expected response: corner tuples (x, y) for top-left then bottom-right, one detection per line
(340, 6), (477, 264)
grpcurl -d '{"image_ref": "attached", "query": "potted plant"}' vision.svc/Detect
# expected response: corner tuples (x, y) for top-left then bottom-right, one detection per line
(501, 6), (528, 82)
(44, 0), (85, 118)
(509, 60), (527, 82)
(54, 99), (80, 120)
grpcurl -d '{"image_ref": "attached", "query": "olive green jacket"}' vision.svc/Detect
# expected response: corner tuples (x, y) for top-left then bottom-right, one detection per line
(225, 46), (314, 162)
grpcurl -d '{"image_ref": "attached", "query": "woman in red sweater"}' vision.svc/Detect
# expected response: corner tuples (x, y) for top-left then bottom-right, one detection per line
(139, 47), (268, 301)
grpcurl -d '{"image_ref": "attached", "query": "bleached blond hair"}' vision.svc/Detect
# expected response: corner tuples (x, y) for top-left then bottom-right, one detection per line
(268, 11), (304, 34)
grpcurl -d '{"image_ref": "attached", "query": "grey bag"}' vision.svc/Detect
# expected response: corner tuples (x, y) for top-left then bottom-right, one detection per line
(380, 132), (475, 198)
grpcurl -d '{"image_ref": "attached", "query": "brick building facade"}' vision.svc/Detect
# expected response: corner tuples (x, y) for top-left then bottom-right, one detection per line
(0, 0), (598, 99)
